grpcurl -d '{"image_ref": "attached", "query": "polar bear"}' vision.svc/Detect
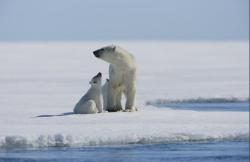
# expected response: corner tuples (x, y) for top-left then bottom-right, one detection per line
(93, 45), (136, 112)
(73, 72), (103, 114)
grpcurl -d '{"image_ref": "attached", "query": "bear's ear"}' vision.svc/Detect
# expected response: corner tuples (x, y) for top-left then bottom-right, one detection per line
(112, 46), (116, 51)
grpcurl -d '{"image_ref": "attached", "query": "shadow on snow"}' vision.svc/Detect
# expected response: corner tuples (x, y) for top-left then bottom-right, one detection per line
(35, 112), (75, 118)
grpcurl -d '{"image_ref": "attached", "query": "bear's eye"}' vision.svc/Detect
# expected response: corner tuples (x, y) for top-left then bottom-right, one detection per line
(93, 81), (97, 83)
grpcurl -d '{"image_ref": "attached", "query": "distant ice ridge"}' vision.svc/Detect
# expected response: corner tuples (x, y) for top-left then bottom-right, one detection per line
(146, 97), (250, 105)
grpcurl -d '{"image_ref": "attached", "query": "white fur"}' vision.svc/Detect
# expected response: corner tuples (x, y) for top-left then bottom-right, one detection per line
(74, 73), (103, 114)
(74, 100), (98, 114)
(94, 45), (137, 112)
(102, 79), (109, 111)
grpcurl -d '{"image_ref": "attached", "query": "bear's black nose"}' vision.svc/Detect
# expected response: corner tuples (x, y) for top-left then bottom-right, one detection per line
(93, 48), (104, 58)
(93, 50), (100, 57)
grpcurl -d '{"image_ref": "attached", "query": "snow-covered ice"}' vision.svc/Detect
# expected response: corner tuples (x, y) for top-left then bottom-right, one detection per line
(0, 107), (249, 148)
(0, 41), (248, 148)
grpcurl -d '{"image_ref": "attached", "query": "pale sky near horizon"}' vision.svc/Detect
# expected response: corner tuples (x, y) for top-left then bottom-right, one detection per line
(0, 0), (249, 41)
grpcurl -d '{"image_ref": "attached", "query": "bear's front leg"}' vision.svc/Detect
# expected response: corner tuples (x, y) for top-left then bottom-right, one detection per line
(107, 85), (122, 112)
(115, 90), (123, 111)
(125, 85), (136, 112)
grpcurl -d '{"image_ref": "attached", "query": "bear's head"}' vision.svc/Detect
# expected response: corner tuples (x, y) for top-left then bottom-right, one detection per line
(89, 72), (102, 86)
(93, 45), (126, 65)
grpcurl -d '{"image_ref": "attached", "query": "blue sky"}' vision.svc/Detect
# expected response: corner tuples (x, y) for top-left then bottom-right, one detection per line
(0, 0), (249, 41)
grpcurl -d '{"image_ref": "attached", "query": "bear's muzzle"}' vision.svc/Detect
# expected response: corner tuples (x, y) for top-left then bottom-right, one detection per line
(93, 49), (104, 58)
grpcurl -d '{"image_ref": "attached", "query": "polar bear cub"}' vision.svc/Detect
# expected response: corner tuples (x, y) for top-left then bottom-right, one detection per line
(93, 45), (137, 112)
(73, 72), (103, 114)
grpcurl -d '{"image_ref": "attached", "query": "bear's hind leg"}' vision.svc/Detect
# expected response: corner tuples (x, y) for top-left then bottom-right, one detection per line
(125, 86), (136, 112)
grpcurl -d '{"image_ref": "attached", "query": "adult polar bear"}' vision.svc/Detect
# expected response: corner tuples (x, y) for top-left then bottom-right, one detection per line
(93, 45), (137, 112)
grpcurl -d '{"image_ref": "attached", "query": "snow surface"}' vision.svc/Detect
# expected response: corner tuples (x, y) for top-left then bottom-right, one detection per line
(0, 41), (249, 148)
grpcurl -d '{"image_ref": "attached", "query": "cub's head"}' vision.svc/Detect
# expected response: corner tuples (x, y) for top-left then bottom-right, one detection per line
(93, 45), (125, 65)
(89, 72), (102, 86)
